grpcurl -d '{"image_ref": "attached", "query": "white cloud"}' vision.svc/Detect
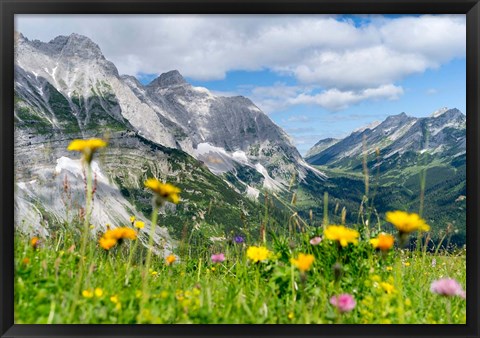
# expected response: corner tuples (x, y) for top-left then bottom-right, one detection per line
(247, 83), (403, 112)
(288, 84), (403, 111)
(16, 14), (465, 84)
(16, 14), (465, 111)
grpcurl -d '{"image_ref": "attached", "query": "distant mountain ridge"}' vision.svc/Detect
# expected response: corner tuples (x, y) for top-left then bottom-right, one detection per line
(306, 108), (466, 169)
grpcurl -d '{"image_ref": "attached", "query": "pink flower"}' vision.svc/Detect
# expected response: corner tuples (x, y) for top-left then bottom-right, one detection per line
(430, 278), (466, 298)
(330, 294), (356, 313)
(309, 236), (322, 245)
(211, 253), (225, 264)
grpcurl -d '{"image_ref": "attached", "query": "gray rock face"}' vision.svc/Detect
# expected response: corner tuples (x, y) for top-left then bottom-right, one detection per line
(306, 109), (466, 167)
(14, 32), (326, 249)
(147, 70), (188, 88)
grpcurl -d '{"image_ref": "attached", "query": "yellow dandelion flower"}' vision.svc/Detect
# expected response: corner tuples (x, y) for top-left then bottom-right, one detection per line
(82, 290), (94, 298)
(166, 254), (176, 265)
(144, 178), (181, 205)
(288, 312), (295, 320)
(370, 233), (395, 251)
(246, 246), (272, 263)
(94, 288), (103, 297)
(134, 221), (145, 229)
(151, 271), (158, 276)
(290, 253), (315, 272)
(380, 282), (395, 294)
(386, 210), (430, 234)
(386, 266), (393, 271)
(130, 215), (136, 223)
(67, 138), (107, 163)
(99, 227), (137, 250)
(160, 290), (169, 299)
(110, 295), (119, 304)
(404, 261), (411, 267)
(324, 225), (359, 247)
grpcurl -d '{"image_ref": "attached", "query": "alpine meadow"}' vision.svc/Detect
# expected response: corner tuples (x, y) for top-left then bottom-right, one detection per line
(13, 14), (467, 324)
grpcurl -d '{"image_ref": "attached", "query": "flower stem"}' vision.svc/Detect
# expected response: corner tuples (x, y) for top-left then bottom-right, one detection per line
(125, 234), (139, 286)
(140, 204), (159, 315)
(69, 163), (93, 321)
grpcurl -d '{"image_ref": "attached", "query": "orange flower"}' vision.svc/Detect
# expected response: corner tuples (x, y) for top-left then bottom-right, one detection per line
(30, 237), (39, 249)
(370, 233), (395, 251)
(166, 254), (176, 265)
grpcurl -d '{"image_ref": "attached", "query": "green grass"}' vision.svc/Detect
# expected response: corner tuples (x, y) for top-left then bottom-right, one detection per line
(14, 223), (466, 324)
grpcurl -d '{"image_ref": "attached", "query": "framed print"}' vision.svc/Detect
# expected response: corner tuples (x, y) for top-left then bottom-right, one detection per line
(1, 0), (479, 337)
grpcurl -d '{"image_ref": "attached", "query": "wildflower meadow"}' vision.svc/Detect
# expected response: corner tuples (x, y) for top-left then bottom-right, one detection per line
(14, 138), (466, 324)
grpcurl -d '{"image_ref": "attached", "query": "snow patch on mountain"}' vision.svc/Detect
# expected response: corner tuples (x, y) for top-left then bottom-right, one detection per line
(431, 107), (449, 118)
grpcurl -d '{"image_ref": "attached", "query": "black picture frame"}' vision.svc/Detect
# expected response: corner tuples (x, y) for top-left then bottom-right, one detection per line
(1, 0), (479, 337)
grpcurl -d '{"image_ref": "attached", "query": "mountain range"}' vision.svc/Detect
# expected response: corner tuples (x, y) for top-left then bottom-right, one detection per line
(14, 32), (466, 248)
(14, 32), (325, 250)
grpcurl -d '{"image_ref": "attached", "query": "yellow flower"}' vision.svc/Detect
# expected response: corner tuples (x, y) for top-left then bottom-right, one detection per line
(370, 233), (395, 251)
(134, 221), (145, 229)
(160, 290), (169, 299)
(386, 210), (430, 234)
(135, 290), (142, 299)
(144, 178), (181, 204)
(246, 246), (272, 263)
(386, 266), (393, 271)
(130, 215), (136, 223)
(288, 312), (294, 320)
(99, 227), (137, 250)
(82, 290), (94, 298)
(404, 261), (411, 267)
(324, 225), (359, 247)
(166, 254), (176, 265)
(94, 288), (104, 297)
(290, 253), (315, 272)
(67, 138), (107, 163)
(151, 271), (158, 276)
(380, 282), (395, 294)
(110, 295), (119, 304)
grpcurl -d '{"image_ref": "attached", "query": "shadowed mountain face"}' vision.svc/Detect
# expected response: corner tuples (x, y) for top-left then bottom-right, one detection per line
(13, 33), (325, 248)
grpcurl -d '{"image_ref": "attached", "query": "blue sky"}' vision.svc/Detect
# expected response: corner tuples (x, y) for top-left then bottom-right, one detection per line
(16, 14), (466, 155)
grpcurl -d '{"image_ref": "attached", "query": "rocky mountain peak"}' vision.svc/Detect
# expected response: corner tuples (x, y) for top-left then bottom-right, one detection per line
(147, 70), (187, 88)
(28, 33), (105, 60)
